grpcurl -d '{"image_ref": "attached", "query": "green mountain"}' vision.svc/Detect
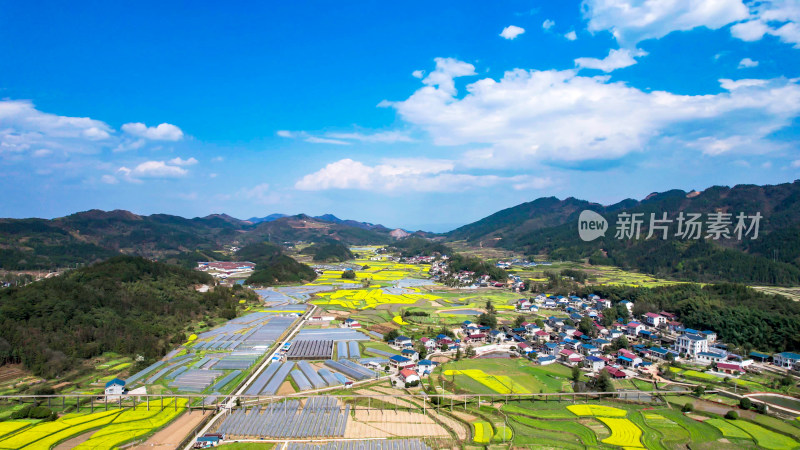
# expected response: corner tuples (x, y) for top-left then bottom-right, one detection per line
(0, 211), (394, 270)
(447, 181), (800, 285)
(238, 242), (318, 286)
(299, 240), (355, 262)
(0, 256), (250, 378)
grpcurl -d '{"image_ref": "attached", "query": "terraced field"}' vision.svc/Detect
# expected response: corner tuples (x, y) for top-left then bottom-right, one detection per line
(0, 399), (187, 449)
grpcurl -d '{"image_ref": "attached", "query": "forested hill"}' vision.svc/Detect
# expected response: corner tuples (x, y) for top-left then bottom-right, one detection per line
(446, 181), (800, 285)
(0, 256), (249, 378)
(238, 243), (318, 286)
(0, 211), (394, 270)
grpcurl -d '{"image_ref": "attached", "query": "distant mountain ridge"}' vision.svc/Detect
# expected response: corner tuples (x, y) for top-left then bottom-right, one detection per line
(446, 181), (800, 285)
(0, 211), (398, 270)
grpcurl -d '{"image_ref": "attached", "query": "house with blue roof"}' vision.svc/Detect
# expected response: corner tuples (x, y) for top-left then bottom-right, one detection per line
(105, 378), (126, 396)
(389, 354), (415, 369)
(586, 355), (606, 372)
(773, 352), (800, 369)
(537, 355), (556, 365)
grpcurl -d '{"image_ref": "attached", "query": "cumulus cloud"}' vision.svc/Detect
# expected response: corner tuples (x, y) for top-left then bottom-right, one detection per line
(168, 157), (198, 166)
(412, 70), (425, 79)
(276, 130), (294, 138)
(100, 174), (119, 184)
(731, 0), (800, 47)
(738, 57), (760, 68)
(792, 159), (800, 167)
(121, 122), (184, 141)
(582, 0), (749, 46)
(382, 58), (800, 166)
(542, 19), (555, 30)
(295, 158), (552, 192)
(565, 30), (578, 40)
(500, 25), (526, 40)
(575, 48), (647, 72)
(0, 99), (113, 157)
(116, 160), (188, 182)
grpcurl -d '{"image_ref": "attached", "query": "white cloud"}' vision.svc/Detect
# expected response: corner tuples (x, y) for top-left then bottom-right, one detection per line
(116, 160), (188, 182)
(100, 174), (119, 184)
(575, 48), (647, 72)
(33, 149), (52, 157)
(383, 58), (800, 166)
(412, 70), (425, 79)
(304, 136), (350, 145)
(0, 100), (113, 157)
(582, 0), (749, 46)
(168, 157), (198, 166)
(792, 159), (800, 168)
(762, 161), (773, 168)
(277, 129), (413, 145)
(238, 183), (281, 204)
(738, 57), (759, 68)
(325, 131), (414, 143)
(565, 30), (578, 40)
(500, 25), (526, 40)
(211, 156), (225, 162)
(113, 138), (145, 153)
(295, 158), (552, 192)
(730, 1), (800, 48)
(121, 122), (184, 141)
(542, 19), (555, 30)
(276, 130), (294, 138)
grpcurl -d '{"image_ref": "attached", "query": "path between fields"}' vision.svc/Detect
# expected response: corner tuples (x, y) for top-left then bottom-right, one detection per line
(133, 410), (207, 449)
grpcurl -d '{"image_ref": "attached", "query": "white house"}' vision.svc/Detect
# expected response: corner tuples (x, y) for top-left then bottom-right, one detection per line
(105, 378), (126, 396)
(399, 368), (421, 385)
(643, 313), (666, 327)
(626, 322), (644, 337)
(675, 333), (709, 357)
(773, 352), (800, 369)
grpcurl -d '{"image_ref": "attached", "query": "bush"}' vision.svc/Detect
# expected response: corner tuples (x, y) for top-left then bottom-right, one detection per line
(739, 397), (752, 410)
(725, 410), (739, 420)
(405, 380), (420, 388)
(682, 402), (694, 412)
(755, 402), (767, 414)
(341, 270), (356, 280)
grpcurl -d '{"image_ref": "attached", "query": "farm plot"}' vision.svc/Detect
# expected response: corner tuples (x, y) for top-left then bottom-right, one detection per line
(287, 439), (432, 450)
(0, 409), (120, 449)
(217, 397), (349, 439)
(443, 369), (530, 394)
(472, 421), (493, 444)
(74, 398), (188, 449)
(345, 409), (449, 439)
(567, 404), (627, 417)
(706, 418), (753, 440)
(312, 288), (440, 310)
(597, 417), (644, 448)
(730, 420), (800, 450)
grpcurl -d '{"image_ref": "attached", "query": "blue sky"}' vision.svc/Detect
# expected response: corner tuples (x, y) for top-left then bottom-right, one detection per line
(1, 1), (799, 231)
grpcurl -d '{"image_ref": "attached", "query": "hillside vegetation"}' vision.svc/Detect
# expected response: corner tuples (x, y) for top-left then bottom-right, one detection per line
(241, 242), (317, 285)
(447, 181), (800, 285)
(300, 240), (355, 262)
(0, 256), (245, 378)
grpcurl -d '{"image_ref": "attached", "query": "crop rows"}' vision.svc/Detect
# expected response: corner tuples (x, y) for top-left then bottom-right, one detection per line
(169, 369), (223, 392)
(218, 397), (350, 438)
(287, 439), (432, 450)
(325, 359), (375, 381)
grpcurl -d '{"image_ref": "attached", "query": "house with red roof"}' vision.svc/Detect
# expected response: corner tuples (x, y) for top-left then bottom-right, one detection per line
(643, 313), (666, 327)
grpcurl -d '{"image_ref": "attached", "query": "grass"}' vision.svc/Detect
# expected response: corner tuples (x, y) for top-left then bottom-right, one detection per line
(492, 425), (513, 442)
(706, 418), (754, 440)
(443, 369), (531, 394)
(510, 415), (597, 447)
(681, 370), (720, 382)
(501, 403), (575, 419)
(0, 409), (120, 449)
(75, 398), (188, 449)
(731, 420), (800, 450)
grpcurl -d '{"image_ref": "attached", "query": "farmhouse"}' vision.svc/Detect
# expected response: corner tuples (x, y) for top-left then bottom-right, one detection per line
(643, 313), (666, 327)
(674, 333), (709, 357)
(773, 352), (800, 369)
(399, 369), (420, 385)
(389, 355), (415, 369)
(105, 378), (126, 396)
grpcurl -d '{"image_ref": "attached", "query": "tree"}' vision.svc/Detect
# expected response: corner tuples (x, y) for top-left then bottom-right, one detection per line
(594, 369), (615, 393)
(417, 342), (428, 360)
(615, 303), (631, 321)
(739, 397), (752, 410)
(611, 336), (629, 351)
(341, 270), (356, 280)
(440, 342), (449, 352)
(477, 312), (497, 329)
(725, 410), (739, 420)
(384, 329), (399, 342)
(578, 316), (597, 338)
(486, 300), (496, 314)
(514, 315), (526, 328)
(465, 345), (476, 358)
(682, 403), (694, 412)
(693, 385), (705, 396)
(455, 348), (462, 360)
(571, 366), (581, 382)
